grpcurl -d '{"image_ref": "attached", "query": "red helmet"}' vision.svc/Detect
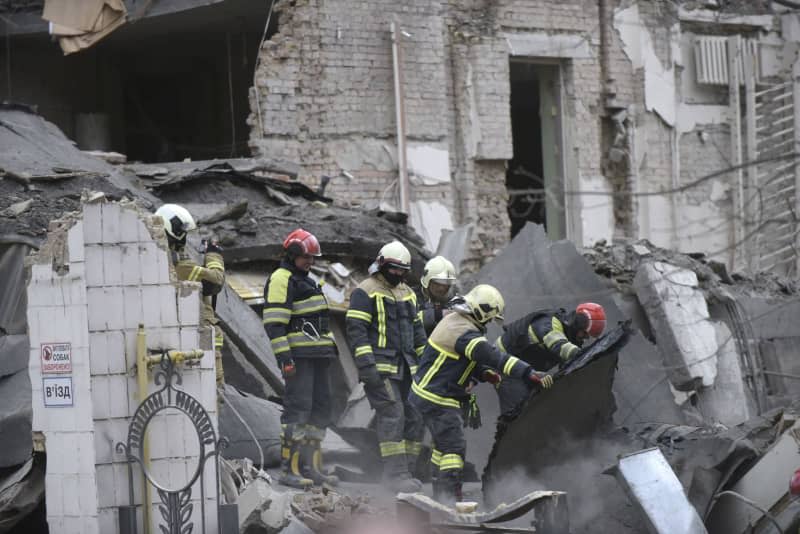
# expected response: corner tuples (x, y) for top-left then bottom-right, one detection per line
(576, 302), (606, 337)
(283, 228), (321, 257)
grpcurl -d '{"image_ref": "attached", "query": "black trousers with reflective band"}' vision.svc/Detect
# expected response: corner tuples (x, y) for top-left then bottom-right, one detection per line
(281, 358), (332, 431)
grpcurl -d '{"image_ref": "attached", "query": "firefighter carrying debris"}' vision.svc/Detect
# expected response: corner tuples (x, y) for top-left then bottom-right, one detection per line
(346, 240), (428, 492)
(494, 303), (606, 416)
(155, 203), (226, 385)
(409, 284), (553, 504)
(263, 229), (339, 488)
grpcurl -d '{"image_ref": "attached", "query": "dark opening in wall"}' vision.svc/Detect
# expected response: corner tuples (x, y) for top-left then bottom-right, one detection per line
(1, 0), (277, 163)
(507, 60), (566, 240)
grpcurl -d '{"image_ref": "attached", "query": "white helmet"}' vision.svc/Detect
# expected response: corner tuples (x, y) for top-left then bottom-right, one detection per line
(155, 204), (196, 243)
(377, 240), (411, 270)
(463, 284), (505, 324)
(421, 256), (457, 289)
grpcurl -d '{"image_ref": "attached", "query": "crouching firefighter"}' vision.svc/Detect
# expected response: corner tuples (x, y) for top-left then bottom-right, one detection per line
(155, 204), (226, 385)
(409, 284), (553, 504)
(346, 240), (428, 493)
(263, 229), (339, 488)
(494, 303), (606, 417)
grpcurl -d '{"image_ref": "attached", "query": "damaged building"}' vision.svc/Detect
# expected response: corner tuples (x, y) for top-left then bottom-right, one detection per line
(4, 0), (800, 533)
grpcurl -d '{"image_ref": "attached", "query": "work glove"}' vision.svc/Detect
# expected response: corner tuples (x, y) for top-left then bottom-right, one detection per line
(358, 365), (383, 390)
(200, 238), (223, 254)
(481, 369), (502, 386)
(462, 394), (482, 429)
(277, 355), (296, 378)
(526, 368), (554, 389)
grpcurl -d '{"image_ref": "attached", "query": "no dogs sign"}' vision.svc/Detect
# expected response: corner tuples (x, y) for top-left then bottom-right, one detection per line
(41, 343), (72, 374)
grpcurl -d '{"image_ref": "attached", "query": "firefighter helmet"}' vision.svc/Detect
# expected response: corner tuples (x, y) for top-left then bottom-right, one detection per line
(155, 204), (196, 243)
(576, 302), (606, 337)
(463, 284), (505, 324)
(283, 228), (322, 257)
(421, 256), (457, 289)
(377, 240), (411, 270)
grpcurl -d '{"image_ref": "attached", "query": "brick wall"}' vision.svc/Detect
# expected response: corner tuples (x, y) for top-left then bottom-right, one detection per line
(27, 201), (218, 533)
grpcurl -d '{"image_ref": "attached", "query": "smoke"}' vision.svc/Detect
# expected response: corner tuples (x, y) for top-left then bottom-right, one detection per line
(487, 429), (644, 533)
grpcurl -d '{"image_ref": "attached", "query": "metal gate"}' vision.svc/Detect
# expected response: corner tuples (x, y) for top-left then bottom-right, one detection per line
(753, 80), (799, 276)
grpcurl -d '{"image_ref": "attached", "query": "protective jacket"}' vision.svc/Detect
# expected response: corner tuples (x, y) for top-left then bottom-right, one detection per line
(262, 259), (336, 360)
(346, 274), (427, 379)
(495, 309), (582, 370)
(174, 250), (225, 328)
(412, 312), (530, 409)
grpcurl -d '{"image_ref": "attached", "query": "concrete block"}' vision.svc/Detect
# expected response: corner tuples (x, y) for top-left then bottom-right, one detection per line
(92, 376), (110, 420)
(112, 463), (132, 508)
(237, 478), (292, 531)
(127, 375), (141, 416)
(177, 291), (200, 327)
(30, 263), (53, 283)
(107, 330), (127, 374)
(102, 246), (122, 286)
(78, 473), (98, 516)
(200, 369), (216, 412)
(87, 287), (123, 331)
(169, 458), (189, 489)
(121, 286), (144, 330)
(156, 246), (172, 284)
(101, 203), (121, 244)
(110, 418), (130, 463)
(634, 261), (718, 390)
(139, 243), (161, 285)
(66, 276), (87, 307)
(147, 414), (168, 460)
(119, 207), (141, 243)
(150, 459), (170, 494)
(179, 328), (199, 352)
(89, 332), (109, 376)
(159, 285), (179, 327)
(147, 328), (181, 352)
(45, 473), (64, 516)
(696, 321), (752, 426)
(108, 375), (129, 418)
(120, 244), (141, 286)
(68, 304), (89, 349)
(68, 221), (85, 263)
(93, 420), (113, 465)
(83, 203), (102, 245)
(122, 330), (138, 371)
(166, 413), (186, 458)
(141, 286), (162, 328)
(27, 280), (59, 308)
(62, 474), (80, 515)
(77, 432), (97, 474)
(181, 369), (201, 398)
(97, 509), (117, 534)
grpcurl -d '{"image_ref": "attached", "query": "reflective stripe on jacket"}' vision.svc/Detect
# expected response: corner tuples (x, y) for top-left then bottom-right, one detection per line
(345, 274), (427, 379)
(495, 309), (582, 370)
(262, 259), (336, 359)
(174, 250), (225, 328)
(412, 313), (529, 408)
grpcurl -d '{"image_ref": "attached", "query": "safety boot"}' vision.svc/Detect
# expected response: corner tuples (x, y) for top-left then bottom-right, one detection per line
(437, 470), (463, 505)
(382, 455), (422, 493)
(278, 436), (313, 489)
(300, 439), (339, 486)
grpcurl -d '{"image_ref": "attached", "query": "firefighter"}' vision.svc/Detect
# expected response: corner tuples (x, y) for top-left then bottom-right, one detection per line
(155, 203), (226, 385)
(416, 255), (458, 336)
(262, 229), (339, 488)
(346, 240), (427, 492)
(494, 303), (606, 417)
(409, 284), (553, 504)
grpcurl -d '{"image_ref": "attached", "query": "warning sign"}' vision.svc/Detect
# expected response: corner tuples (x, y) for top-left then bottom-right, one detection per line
(41, 343), (72, 374)
(43, 376), (73, 407)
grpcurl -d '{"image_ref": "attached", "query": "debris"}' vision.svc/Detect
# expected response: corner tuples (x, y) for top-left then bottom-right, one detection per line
(0, 199), (32, 218)
(238, 478), (292, 533)
(198, 201), (248, 224)
(608, 448), (708, 534)
(0, 454), (44, 533)
(83, 150), (126, 164)
(218, 385), (282, 468)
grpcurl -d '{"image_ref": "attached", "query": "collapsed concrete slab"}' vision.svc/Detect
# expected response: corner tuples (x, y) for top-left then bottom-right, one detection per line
(237, 478), (293, 533)
(633, 261), (718, 390)
(466, 223), (685, 475)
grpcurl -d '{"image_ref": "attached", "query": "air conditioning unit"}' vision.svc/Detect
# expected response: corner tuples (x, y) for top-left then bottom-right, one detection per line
(693, 36), (760, 85)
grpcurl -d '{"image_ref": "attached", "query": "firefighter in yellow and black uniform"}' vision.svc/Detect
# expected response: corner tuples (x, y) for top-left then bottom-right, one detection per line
(263, 229), (339, 489)
(409, 284), (554, 504)
(346, 240), (427, 493)
(155, 204), (226, 385)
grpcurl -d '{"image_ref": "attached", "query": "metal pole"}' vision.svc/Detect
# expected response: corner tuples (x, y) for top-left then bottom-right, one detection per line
(743, 43), (758, 274)
(728, 36), (744, 271)
(793, 54), (800, 276)
(390, 20), (410, 214)
(136, 324), (152, 534)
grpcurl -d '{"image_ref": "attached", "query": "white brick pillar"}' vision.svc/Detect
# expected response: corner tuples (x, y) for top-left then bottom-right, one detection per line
(28, 200), (219, 534)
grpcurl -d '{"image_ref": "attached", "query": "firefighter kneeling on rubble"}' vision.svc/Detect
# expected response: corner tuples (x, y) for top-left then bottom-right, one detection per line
(409, 284), (554, 504)
(155, 204), (226, 385)
(494, 303), (606, 417)
(346, 240), (428, 493)
(263, 229), (339, 488)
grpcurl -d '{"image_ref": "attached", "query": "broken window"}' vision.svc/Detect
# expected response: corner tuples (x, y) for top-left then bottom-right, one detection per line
(507, 60), (566, 240)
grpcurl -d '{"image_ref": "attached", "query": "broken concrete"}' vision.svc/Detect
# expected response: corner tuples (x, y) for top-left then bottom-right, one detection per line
(238, 478), (293, 533)
(634, 261), (719, 390)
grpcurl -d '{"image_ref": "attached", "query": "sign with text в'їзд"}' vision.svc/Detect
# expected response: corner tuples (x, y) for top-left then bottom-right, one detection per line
(41, 343), (71, 374)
